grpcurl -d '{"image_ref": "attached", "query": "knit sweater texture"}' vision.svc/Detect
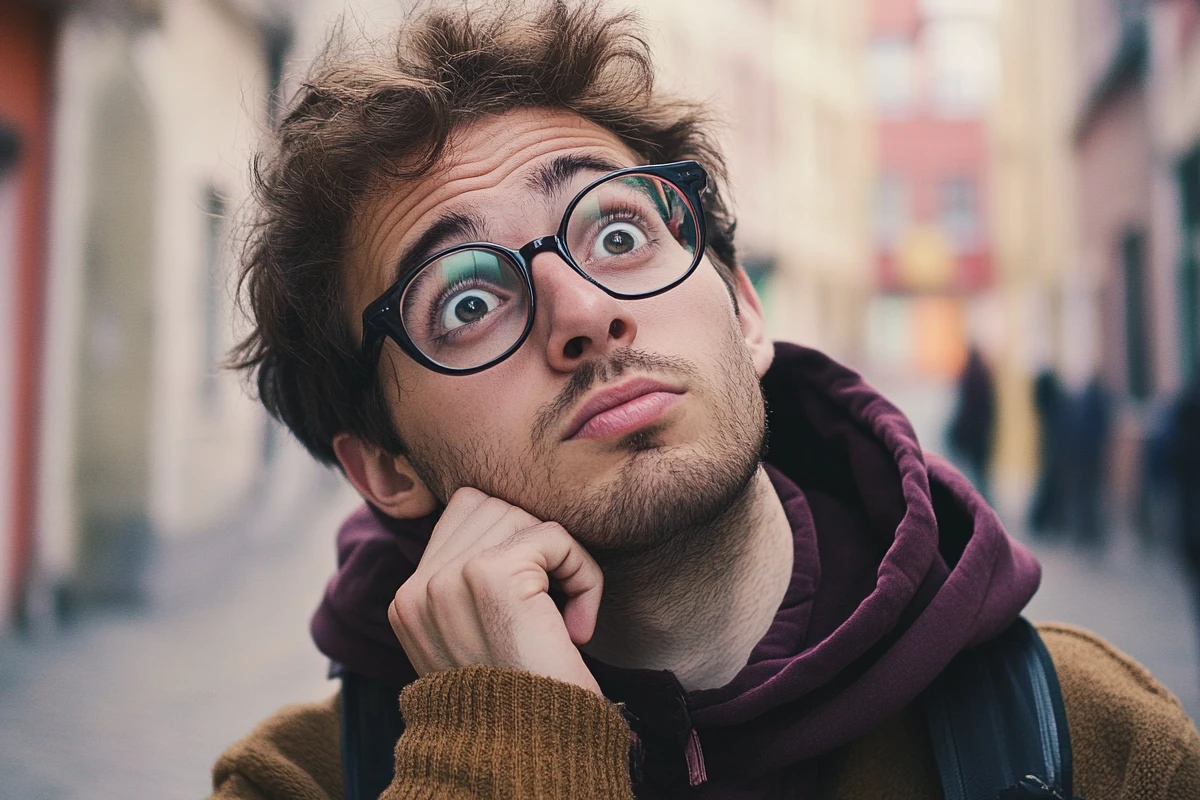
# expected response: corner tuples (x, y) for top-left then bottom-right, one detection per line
(210, 623), (1200, 799)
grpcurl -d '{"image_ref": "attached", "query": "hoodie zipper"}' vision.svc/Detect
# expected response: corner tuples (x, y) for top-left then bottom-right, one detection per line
(1022, 638), (1061, 788)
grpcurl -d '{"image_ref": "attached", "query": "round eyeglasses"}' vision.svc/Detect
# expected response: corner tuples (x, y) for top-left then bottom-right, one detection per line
(360, 160), (709, 376)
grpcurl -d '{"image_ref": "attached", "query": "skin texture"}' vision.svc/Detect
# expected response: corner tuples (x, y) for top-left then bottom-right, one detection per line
(336, 109), (795, 692)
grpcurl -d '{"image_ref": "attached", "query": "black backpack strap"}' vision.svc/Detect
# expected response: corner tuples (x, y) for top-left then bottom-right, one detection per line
(924, 617), (1081, 800)
(339, 669), (406, 800)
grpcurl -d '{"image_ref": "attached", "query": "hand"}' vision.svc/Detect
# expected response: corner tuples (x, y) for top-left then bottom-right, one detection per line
(388, 487), (604, 695)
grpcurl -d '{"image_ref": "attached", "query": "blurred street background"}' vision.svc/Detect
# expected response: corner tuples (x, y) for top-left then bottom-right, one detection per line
(3, 0), (1200, 797)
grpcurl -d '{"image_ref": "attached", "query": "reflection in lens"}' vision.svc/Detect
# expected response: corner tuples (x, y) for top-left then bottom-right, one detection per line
(400, 249), (530, 369)
(566, 174), (698, 296)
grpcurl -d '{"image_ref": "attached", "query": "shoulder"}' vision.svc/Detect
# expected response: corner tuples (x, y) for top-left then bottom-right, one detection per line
(1036, 623), (1200, 799)
(210, 693), (343, 800)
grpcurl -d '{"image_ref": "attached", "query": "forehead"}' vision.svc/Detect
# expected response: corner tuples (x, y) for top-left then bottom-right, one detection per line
(343, 109), (643, 326)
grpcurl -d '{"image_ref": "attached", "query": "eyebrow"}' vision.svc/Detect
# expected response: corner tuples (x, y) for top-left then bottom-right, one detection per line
(393, 211), (489, 284)
(522, 153), (625, 198)
(390, 154), (626, 284)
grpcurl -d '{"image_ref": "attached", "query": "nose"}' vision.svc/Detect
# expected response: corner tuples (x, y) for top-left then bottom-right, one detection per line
(531, 252), (638, 373)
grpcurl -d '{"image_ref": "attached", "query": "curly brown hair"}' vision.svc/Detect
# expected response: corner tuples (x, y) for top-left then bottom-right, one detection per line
(231, 0), (740, 466)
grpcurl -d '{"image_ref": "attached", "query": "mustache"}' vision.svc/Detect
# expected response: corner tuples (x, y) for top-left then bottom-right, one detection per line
(531, 347), (699, 445)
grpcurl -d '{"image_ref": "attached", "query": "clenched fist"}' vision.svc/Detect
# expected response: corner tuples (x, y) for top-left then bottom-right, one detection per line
(388, 487), (604, 695)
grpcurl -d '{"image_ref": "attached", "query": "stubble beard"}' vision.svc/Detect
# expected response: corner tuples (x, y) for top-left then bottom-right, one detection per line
(402, 328), (768, 557)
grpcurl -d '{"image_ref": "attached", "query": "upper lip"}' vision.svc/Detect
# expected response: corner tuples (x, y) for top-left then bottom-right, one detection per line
(562, 377), (684, 440)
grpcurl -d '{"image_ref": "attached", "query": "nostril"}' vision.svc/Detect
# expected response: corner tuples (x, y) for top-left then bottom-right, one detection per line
(609, 319), (626, 339)
(563, 336), (586, 359)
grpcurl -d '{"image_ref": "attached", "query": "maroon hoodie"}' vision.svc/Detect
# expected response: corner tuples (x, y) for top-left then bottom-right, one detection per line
(311, 343), (1041, 797)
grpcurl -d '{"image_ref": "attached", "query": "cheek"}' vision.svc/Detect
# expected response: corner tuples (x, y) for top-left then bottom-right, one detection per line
(635, 265), (738, 346)
(389, 367), (535, 454)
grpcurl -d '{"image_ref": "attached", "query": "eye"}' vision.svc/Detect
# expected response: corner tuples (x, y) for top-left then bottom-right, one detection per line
(591, 221), (647, 259)
(440, 288), (501, 331)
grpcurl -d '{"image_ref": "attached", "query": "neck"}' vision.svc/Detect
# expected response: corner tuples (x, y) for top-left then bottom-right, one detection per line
(583, 466), (794, 691)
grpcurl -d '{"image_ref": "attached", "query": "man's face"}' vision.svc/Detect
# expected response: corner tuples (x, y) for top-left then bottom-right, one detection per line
(344, 109), (769, 556)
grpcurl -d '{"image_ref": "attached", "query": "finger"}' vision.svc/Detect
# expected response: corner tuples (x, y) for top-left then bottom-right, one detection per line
(506, 523), (604, 645)
(422, 487), (492, 559)
(426, 498), (537, 569)
(389, 591), (438, 675)
(423, 569), (491, 668)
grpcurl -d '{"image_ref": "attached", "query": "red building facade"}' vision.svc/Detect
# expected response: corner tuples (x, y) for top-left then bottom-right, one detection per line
(0, 0), (55, 625)
(868, 0), (995, 376)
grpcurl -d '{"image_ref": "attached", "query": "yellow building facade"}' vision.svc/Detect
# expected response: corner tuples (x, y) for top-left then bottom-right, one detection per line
(633, 0), (874, 365)
(989, 0), (1078, 504)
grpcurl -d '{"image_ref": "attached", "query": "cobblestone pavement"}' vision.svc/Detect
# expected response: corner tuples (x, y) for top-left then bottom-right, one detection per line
(0, 462), (361, 800)
(1, 434), (1197, 799)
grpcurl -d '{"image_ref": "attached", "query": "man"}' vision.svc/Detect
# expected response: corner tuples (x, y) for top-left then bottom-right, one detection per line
(212, 3), (1200, 798)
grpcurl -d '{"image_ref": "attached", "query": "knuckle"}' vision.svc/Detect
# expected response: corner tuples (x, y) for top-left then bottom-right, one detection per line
(461, 556), (498, 590)
(390, 587), (422, 628)
(424, 571), (457, 605)
(449, 486), (487, 506)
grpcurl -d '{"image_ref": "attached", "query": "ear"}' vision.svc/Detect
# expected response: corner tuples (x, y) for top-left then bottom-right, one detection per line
(332, 433), (438, 519)
(731, 267), (775, 377)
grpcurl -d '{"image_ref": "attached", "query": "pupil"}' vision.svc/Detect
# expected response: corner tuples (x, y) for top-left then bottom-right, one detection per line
(455, 295), (488, 323)
(605, 229), (634, 254)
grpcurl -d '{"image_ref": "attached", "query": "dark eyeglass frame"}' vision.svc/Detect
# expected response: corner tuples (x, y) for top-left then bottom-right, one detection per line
(360, 160), (710, 377)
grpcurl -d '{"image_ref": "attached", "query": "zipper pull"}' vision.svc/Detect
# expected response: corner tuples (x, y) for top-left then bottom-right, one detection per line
(999, 775), (1065, 799)
(684, 727), (707, 786)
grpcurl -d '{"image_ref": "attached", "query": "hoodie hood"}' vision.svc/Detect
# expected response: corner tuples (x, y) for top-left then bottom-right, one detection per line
(311, 342), (1040, 777)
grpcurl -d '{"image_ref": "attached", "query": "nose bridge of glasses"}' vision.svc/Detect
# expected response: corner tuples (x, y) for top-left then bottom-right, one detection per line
(518, 235), (564, 261)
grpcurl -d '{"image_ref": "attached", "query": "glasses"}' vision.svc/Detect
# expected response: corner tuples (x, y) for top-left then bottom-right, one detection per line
(360, 160), (709, 376)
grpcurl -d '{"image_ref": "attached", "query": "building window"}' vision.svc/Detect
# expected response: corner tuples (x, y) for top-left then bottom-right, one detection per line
(926, 21), (997, 118)
(874, 173), (909, 252)
(938, 175), (979, 252)
(869, 37), (914, 116)
(201, 186), (226, 410)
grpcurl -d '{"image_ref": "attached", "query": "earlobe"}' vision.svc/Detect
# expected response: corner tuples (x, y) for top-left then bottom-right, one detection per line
(731, 267), (775, 377)
(332, 433), (438, 519)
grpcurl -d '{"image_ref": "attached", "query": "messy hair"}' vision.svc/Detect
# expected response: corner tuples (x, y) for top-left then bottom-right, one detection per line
(232, 0), (740, 465)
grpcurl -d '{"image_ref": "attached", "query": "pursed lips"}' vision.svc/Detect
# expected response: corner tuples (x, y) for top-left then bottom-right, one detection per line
(561, 377), (685, 441)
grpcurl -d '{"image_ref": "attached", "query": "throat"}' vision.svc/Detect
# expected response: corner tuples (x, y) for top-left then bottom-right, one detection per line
(583, 467), (795, 691)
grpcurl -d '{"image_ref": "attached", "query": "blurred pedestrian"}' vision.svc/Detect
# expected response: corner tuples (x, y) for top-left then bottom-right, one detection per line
(1069, 377), (1112, 547)
(947, 346), (997, 502)
(1137, 397), (1175, 548)
(1167, 377), (1200, 641)
(1028, 368), (1068, 535)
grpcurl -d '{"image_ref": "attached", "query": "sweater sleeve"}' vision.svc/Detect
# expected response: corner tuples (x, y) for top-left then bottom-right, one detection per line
(1037, 623), (1200, 800)
(210, 693), (345, 800)
(208, 668), (634, 800)
(382, 665), (635, 799)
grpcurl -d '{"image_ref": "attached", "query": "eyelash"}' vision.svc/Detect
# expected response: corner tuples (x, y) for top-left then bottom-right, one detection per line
(594, 204), (656, 241)
(426, 277), (503, 342)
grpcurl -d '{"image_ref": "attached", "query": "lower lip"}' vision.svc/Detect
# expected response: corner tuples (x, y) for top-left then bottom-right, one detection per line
(570, 391), (683, 441)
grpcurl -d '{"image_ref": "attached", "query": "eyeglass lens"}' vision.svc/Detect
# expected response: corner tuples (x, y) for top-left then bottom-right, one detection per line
(398, 173), (698, 370)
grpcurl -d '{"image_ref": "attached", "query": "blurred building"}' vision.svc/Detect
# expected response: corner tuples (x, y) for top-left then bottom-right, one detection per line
(1065, 0), (1200, 514)
(865, 0), (1000, 379)
(1151, 0), (1200, 382)
(15, 0), (290, 622)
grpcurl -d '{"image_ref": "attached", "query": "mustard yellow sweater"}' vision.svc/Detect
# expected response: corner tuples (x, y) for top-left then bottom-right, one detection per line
(210, 624), (1200, 799)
